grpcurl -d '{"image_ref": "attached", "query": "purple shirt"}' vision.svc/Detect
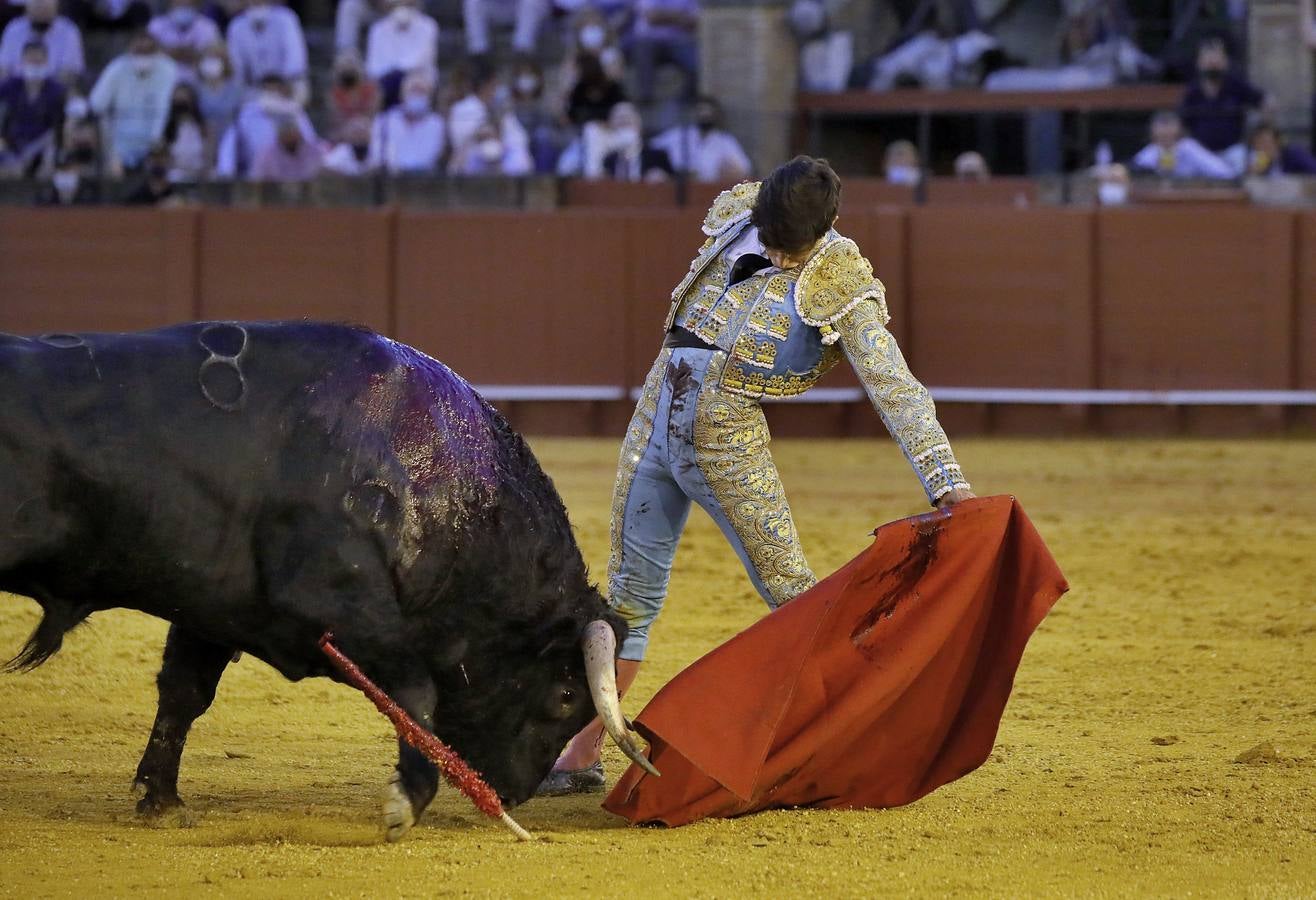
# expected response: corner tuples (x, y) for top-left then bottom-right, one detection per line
(0, 75), (64, 153)
(1179, 73), (1263, 152)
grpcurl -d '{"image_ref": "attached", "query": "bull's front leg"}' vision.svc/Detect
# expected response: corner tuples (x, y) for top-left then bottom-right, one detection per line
(132, 624), (234, 817)
(381, 678), (440, 842)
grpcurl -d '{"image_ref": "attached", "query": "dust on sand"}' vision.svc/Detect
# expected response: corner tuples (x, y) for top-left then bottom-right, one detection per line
(1, 439), (1312, 898)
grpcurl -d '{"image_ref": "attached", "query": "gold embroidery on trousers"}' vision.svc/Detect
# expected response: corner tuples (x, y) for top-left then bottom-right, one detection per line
(608, 350), (669, 585)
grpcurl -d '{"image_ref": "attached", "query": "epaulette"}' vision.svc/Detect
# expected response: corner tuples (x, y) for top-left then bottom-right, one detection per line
(795, 236), (888, 345)
(701, 181), (762, 237)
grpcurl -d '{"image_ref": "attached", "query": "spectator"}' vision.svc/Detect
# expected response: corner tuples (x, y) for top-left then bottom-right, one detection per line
(195, 43), (243, 145)
(448, 65), (506, 150)
(148, 0), (221, 77)
(1234, 122), (1316, 177)
(0, 0), (84, 83)
(447, 118), (532, 175)
(953, 150), (989, 180)
(36, 152), (101, 203)
(369, 70), (445, 173)
(68, 0), (150, 34)
(566, 51), (625, 126)
(599, 101), (672, 181)
(89, 30), (179, 173)
(322, 115), (374, 174)
(328, 52), (379, 141)
(214, 72), (314, 177)
(626, 0), (698, 104)
(1131, 110), (1234, 179)
(462, 0), (545, 60)
(249, 115), (321, 180)
(225, 0), (308, 103)
(163, 81), (208, 179)
(567, 7), (624, 79)
(1179, 36), (1265, 156)
(509, 57), (561, 173)
(0, 41), (65, 177)
(335, 0), (381, 56)
(650, 95), (752, 184)
(867, 15), (997, 91)
(1092, 161), (1130, 206)
(364, 0), (437, 107)
(883, 139), (921, 185)
(123, 145), (179, 203)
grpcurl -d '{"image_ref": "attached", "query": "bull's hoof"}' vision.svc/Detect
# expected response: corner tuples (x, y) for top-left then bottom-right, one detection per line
(382, 771), (415, 843)
(132, 782), (186, 820)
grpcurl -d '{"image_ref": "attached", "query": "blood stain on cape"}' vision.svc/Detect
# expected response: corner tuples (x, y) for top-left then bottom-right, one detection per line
(849, 523), (941, 654)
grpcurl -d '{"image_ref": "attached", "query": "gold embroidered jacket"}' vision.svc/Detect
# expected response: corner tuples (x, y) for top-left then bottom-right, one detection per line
(663, 182), (970, 502)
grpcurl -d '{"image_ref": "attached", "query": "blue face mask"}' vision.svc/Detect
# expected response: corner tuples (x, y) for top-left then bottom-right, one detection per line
(402, 94), (430, 114)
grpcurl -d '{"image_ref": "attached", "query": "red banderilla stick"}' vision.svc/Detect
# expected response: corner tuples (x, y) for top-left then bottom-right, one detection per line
(318, 632), (534, 842)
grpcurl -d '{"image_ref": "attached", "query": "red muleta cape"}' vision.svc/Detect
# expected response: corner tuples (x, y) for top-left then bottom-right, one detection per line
(603, 495), (1067, 826)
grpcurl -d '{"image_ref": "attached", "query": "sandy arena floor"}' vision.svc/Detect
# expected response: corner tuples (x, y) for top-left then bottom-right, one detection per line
(0, 437), (1312, 898)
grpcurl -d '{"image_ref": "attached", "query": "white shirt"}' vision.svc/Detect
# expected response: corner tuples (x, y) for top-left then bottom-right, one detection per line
(651, 125), (752, 183)
(323, 141), (373, 175)
(446, 93), (490, 155)
(369, 107), (445, 173)
(1131, 138), (1235, 180)
(148, 10), (222, 64)
(225, 5), (308, 86)
(89, 53), (179, 168)
(364, 8), (438, 80)
(0, 15), (84, 80)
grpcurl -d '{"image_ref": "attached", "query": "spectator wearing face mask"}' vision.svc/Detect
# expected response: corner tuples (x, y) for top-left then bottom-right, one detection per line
(163, 81), (208, 179)
(462, 0), (545, 61)
(369, 70), (445, 174)
(509, 58), (561, 173)
(882, 139), (922, 186)
(59, 92), (103, 173)
(225, 0), (308, 103)
(89, 30), (179, 173)
(249, 115), (321, 181)
(448, 65), (511, 152)
(625, 0), (698, 104)
(1131, 109), (1234, 179)
(597, 101), (673, 181)
(36, 151), (101, 204)
(1179, 36), (1266, 156)
(195, 43), (243, 142)
(148, 0), (221, 77)
(650, 95), (751, 184)
(568, 8), (624, 77)
(448, 119), (532, 176)
(566, 52), (626, 127)
(365, 0), (437, 109)
(322, 114), (374, 175)
(328, 52), (379, 142)
(0, 41), (65, 177)
(0, 0), (84, 83)
(213, 72), (315, 177)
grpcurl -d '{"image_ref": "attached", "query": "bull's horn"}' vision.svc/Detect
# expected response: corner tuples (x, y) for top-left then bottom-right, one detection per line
(581, 620), (660, 777)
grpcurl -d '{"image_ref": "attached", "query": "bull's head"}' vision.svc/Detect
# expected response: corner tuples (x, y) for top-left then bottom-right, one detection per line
(430, 608), (657, 808)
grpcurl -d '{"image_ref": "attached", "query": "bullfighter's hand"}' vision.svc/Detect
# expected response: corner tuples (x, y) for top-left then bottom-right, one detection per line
(935, 488), (976, 508)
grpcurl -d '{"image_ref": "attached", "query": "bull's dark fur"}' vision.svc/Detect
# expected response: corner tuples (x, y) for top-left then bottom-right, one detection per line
(0, 322), (625, 824)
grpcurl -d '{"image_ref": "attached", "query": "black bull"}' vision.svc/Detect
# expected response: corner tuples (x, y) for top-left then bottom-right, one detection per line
(0, 321), (630, 836)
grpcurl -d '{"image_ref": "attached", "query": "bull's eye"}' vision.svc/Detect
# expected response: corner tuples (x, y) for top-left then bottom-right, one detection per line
(560, 688), (575, 706)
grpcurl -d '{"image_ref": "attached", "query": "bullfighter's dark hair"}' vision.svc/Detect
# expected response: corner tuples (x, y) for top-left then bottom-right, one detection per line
(752, 156), (841, 256)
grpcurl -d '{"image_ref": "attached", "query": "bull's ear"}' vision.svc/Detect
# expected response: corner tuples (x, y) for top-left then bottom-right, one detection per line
(534, 617), (581, 658)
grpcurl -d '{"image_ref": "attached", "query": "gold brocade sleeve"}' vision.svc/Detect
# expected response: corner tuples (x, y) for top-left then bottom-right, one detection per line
(834, 299), (970, 504)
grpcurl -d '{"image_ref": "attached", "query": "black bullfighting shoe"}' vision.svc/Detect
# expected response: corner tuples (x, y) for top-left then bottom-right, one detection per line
(534, 761), (606, 797)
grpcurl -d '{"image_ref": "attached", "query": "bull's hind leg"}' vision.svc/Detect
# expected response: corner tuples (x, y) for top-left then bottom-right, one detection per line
(381, 677), (439, 842)
(132, 624), (234, 816)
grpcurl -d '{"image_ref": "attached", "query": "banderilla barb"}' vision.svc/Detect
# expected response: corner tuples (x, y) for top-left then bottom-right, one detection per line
(318, 632), (534, 842)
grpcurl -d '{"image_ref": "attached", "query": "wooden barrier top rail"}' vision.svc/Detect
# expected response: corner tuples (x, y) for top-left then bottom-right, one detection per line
(797, 85), (1185, 116)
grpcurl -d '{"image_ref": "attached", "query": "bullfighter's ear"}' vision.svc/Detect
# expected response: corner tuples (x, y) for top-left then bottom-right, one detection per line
(534, 617), (581, 658)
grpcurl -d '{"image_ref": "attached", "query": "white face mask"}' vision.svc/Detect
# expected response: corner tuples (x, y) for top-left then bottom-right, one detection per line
(402, 93), (429, 114)
(132, 55), (155, 76)
(21, 62), (47, 81)
(65, 96), (89, 119)
(247, 5), (270, 25)
(170, 6), (198, 25)
(391, 4), (415, 22)
(478, 138), (502, 162)
(515, 74), (539, 95)
(1097, 181), (1128, 206)
(886, 164), (920, 185)
(52, 171), (79, 195)
(199, 56), (224, 80)
(612, 126), (639, 148)
(579, 24), (605, 50)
